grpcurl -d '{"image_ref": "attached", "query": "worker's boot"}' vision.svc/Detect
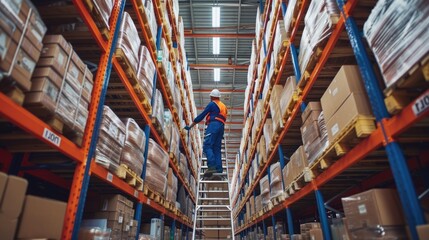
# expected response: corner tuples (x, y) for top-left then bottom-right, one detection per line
(203, 167), (216, 178)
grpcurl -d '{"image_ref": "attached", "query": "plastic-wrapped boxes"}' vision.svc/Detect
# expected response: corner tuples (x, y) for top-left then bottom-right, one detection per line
(165, 168), (178, 203)
(89, 0), (114, 31)
(95, 106), (126, 167)
(269, 162), (284, 200)
(116, 12), (140, 75)
(301, 102), (329, 165)
(137, 45), (155, 100)
(259, 175), (270, 206)
(24, 35), (93, 142)
(283, 146), (308, 186)
(270, 84), (284, 132)
(152, 89), (165, 128)
(120, 118), (146, 176)
(364, 0), (429, 89)
(298, 0), (339, 74)
(146, 139), (169, 196)
(342, 189), (407, 239)
(0, 0), (47, 95)
(279, 76), (297, 117)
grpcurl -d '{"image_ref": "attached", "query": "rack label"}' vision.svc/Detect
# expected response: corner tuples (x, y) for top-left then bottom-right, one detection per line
(134, 190), (139, 198)
(412, 91), (429, 116)
(107, 172), (113, 182)
(43, 128), (61, 146)
(147, 199), (151, 205)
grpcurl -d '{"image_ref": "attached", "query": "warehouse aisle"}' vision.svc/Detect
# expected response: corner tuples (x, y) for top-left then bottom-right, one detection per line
(192, 140), (235, 240)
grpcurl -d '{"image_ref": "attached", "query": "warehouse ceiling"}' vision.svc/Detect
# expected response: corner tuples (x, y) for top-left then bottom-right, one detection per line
(179, 0), (259, 163)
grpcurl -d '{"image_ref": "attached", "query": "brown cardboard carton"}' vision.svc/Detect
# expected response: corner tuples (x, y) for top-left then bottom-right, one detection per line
(43, 35), (72, 53)
(309, 228), (324, 240)
(38, 43), (69, 77)
(0, 40), (32, 91)
(100, 194), (128, 212)
(301, 118), (321, 148)
(0, 175), (28, 218)
(321, 65), (366, 121)
(417, 224), (429, 239)
(270, 162), (282, 184)
(342, 189), (405, 231)
(17, 195), (67, 239)
(326, 93), (372, 143)
(0, 213), (18, 240)
(302, 102), (322, 122)
(0, 172), (7, 201)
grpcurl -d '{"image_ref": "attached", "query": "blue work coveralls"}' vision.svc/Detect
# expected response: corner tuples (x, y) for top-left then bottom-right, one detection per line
(193, 101), (226, 173)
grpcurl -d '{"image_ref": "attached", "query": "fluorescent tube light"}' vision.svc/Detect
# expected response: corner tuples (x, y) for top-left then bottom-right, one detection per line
(212, 7), (220, 27)
(214, 68), (220, 82)
(213, 37), (220, 54)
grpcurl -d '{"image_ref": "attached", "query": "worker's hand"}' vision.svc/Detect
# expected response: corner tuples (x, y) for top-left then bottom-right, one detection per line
(184, 126), (191, 131)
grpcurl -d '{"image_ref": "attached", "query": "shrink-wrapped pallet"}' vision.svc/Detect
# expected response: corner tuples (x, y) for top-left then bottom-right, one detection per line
(364, 0), (429, 89)
(141, 0), (157, 39)
(279, 76), (297, 116)
(116, 12), (140, 74)
(169, 124), (180, 160)
(269, 162), (284, 200)
(152, 89), (164, 128)
(270, 85), (284, 132)
(91, 0), (114, 30)
(137, 45), (155, 100)
(120, 118), (146, 176)
(95, 106), (126, 167)
(146, 139), (169, 196)
(259, 175), (270, 206)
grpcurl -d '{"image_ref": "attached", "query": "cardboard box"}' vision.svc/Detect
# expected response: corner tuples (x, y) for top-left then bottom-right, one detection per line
(309, 228), (323, 240)
(326, 93), (372, 143)
(0, 213), (18, 240)
(321, 65), (366, 121)
(342, 189), (405, 231)
(302, 102), (322, 122)
(301, 117), (321, 147)
(280, 76), (297, 116)
(270, 162), (282, 184)
(101, 194), (128, 212)
(17, 195), (67, 239)
(38, 43), (70, 77)
(0, 175), (28, 218)
(417, 224), (429, 239)
(0, 172), (7, 201)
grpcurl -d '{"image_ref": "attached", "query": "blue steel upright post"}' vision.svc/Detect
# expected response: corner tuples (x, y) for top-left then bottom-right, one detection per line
(72, 1), (126, 238)
(337, 0), (425, 239)
(315, 190), (332, 239)
(286, 207), (294, 235)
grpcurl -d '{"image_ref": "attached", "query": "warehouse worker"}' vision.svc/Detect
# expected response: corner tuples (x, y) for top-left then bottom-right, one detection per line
(184, 89), (227, 178)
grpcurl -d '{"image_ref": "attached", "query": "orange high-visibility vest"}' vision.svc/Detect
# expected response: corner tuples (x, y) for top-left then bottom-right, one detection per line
(206, 100), (227, 124)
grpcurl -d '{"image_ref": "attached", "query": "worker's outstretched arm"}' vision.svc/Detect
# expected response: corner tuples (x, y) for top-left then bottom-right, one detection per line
(184, 102), (215, 130)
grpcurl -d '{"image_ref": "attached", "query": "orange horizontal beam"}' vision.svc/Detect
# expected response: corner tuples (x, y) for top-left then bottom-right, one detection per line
(189, 64), (248, 70)
(185, 33), (255, 39)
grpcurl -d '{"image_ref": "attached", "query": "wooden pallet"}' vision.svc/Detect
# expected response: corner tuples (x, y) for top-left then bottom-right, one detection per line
(133, 83), (152, 115)
(82, 0), (109, 40)
(115, 48), (138, 85)
(297, 47), (323, 93)
(115, 164), (144, 191)
(143, 184), (164, 204)
(1, 84), (25, 106)
(273, 40), (291, 77)
(304, 115), (376, 182)
(384, 55), (429, 114)
(270, 192), (287, 206)
(269, 125), (284, 151)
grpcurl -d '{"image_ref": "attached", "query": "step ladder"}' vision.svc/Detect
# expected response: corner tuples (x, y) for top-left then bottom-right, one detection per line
(192, 140), (235, 240)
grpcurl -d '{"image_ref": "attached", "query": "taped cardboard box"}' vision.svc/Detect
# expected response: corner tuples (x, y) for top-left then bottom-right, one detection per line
(320, 65), (366, 122)
(0, 175), (28, 218)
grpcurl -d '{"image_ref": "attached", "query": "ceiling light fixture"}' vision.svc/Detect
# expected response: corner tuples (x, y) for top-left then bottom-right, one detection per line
(213, 37), (220, 54)
(214, 68), (220, 82)
(212, 7), (220, 27)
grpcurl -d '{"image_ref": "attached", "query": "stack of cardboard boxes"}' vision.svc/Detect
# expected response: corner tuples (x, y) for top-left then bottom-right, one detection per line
(279, 76), (297, 119)
(95, 106), (126, 170)
(300, 102), (328, 165)
(146, 139), (169, 196)
(270, 84), (284, 132)
(320, 65), (374, 144)
(90, 0), (114, 32)
(152, 89), (165, 128)
(259, 175), (271, 207)
(136, 45), (155, 101)
(0, 173), (67, 240)
(85, 194), (138, 240)
(25, 34), (93, 144)
(116, 12), (140, 76)
(120, 118), (146, 176)
(165, 168), (178, 203)
(283, 146), (308, 187)
(269, 162), (284, 201)
(0, 0), (47, 103)
(141, 0), (157, 41)
(300, 222), (323, 240)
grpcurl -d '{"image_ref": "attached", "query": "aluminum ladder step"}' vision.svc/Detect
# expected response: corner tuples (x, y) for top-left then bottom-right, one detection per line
(199, 180), (228, 184)
(199, 190), (229, 193)
(196, 227), (232, 230)
(200, 166), (227, 169)
(199, 197), (229, 201)
(196, 217), (230, 221)
(199, 172), (227, 176)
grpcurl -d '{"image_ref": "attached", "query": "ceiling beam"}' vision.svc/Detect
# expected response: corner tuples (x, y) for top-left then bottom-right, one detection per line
(190, 64), (248, 70)
(185, 32), (255, 39)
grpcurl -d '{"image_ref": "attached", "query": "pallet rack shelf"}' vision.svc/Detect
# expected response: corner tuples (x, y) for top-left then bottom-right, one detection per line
(233, 0), (428, 239)
(0, 0), (199, 238)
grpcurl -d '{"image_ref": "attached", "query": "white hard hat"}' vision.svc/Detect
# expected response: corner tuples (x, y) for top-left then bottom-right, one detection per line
(210, 89), (221, 98)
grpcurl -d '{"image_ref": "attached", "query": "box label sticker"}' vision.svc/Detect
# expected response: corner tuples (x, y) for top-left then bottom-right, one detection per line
(118, 216), (123, 223)
(22, 56), (36, 73)
(412, 91), (429, 116)
(358, 204), (367, 214)
(331, 123), (339, 136)
(107, 172), (113, 182)
(43, 128), (61, 146)
(58, 53), (65, 67)
(0, 33), (7, 60)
